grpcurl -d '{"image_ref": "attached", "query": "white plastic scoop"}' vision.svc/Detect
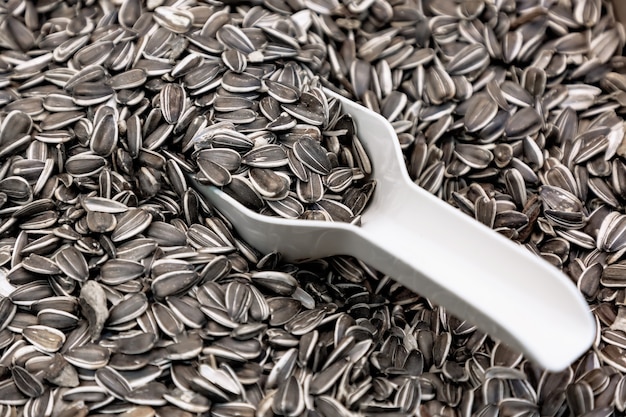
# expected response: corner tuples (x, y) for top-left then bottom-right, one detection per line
(192, 88), (595, 371)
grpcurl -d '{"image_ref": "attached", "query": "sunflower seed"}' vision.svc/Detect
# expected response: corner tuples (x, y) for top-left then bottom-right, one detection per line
(160, 84), (186, 125)
(108, 293), (149, 326)
(12, 366), (43, 398)
(111, 209), (152, 243)
(64, 344), (110, 370)
(153, 7), (193, 34)
(55, 246), (88, 282)
(22, 325), (65, 353)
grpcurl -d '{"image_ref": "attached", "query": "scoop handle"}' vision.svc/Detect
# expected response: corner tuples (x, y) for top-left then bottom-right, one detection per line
(345, 181), (595, 371)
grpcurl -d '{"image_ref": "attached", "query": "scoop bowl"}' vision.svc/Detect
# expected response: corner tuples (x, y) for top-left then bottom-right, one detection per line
(192, 87), (595, 371)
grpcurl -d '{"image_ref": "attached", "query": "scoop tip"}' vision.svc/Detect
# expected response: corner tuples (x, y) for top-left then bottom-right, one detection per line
(526, 307), (596, 372)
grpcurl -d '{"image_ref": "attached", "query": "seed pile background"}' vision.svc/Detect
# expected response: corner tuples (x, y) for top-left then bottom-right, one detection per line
(0, 0), (625, 416)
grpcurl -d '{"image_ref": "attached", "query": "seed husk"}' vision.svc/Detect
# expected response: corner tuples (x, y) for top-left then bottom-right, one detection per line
(79, 281), (108, 341)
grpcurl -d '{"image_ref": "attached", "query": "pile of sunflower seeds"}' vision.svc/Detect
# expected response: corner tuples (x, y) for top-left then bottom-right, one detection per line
(1, 0), (626, 416)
